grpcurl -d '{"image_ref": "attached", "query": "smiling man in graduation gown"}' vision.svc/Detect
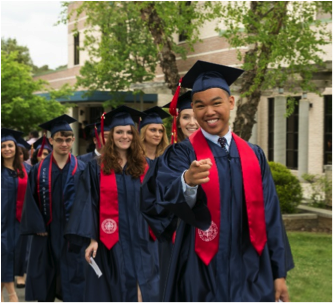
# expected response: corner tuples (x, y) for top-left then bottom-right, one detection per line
(20, 115), (86, 302)
(143, 60), (294, 302)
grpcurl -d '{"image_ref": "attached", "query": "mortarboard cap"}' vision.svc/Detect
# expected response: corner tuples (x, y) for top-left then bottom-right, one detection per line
(103, 105), (143, 130)
(32, 137), (53, 152)
(17, 137), (31, 150)
(163, 91), (192, 113)
(181, 60), (244, 95)
(140, 106), (170, 130)
(38, 114), (77, 137)
(1, 128), (23, 144)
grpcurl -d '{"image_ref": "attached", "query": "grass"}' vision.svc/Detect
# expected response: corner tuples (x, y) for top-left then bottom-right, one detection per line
(287, 232), (332, 302)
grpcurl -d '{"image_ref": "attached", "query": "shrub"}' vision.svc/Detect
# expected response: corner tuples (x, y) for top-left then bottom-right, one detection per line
(302, 173), (332, 209)
(268, 162), (303, 214)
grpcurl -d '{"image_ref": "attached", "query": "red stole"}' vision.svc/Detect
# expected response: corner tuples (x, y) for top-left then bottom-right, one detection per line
(100, 162), (154, 250)
(189, 129), (267, 266)
(16, 165), (28, 222)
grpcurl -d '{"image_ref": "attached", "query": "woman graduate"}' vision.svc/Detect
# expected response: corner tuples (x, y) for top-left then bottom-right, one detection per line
(163, 91), (199, 143)
(142, 61), (294, 302)
(65, 106), (159, 302)
(20, 115), (86, 302)
(139, 106), (170, 160)
(30, 137), (52, 165)
(1, 129), (31, 302)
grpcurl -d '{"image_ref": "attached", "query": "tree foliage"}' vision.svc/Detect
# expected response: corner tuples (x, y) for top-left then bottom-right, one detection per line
(213, 1), (332, 140)
(1, 51), (71, 134)
(60, 1), (217, 102)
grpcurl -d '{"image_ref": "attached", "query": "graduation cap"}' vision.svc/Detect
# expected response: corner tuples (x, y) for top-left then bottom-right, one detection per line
(163, 91), (192, 113)
(1, 128), (23, 144)
(140, 106), (170, 130)
(32, 137), (52, 152)
(16, 137), (31, 150)
(38, 114), (77, 137)
(181, 60), (244, 95)
(85, 122), (103, 149)
(100, 105), (143, 145)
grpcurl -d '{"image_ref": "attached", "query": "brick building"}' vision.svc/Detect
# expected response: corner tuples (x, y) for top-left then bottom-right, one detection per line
(35, 1), (332, 179)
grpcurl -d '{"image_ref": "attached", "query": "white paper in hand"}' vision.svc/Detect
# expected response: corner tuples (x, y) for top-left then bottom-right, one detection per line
(89, 257), (103, 278)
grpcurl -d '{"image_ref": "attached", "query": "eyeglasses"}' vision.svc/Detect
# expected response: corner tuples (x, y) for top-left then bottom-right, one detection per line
(54, 138), (73, 144)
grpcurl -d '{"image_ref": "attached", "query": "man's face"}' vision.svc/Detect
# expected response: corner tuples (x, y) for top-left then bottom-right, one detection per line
(49, 133), (74, 156)
(192, 87), (234, 138)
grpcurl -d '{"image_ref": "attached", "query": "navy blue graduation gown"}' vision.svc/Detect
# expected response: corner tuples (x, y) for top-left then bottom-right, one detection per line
(20, 155), (86, 302)
(65, 159), (159, 302)
(144, 138), (294, 302)
(1, 163), (31, 282)
(77, 151), (97, 165)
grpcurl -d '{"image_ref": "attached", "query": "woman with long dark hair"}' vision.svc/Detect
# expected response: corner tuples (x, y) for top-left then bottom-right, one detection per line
(66, 106), (159, 302)
(1, 129), (31, 302)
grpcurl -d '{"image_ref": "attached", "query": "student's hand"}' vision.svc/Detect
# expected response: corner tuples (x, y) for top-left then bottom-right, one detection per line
(37, 232), (48, 236)
(85, 239), (98, 264)
(274, 278), (289, 302)
(184, 158), (212, 187)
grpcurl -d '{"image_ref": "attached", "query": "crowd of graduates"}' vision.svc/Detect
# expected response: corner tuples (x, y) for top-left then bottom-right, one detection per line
(1, 60), (294, 302)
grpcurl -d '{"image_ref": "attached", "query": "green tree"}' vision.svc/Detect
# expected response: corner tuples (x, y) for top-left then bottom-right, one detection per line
(1, 37), (33, 67)
(60, 1), (217, 102)
(1, 51), (70, 134)
(214, 1), (332, 140)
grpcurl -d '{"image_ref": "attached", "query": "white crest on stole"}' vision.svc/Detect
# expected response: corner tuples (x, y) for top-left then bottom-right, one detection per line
(198, 221), (218, 242)
(101, 219), (117, 234)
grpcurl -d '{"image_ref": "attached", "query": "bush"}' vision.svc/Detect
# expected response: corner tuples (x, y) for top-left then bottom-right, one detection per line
(302, 173), (332, 209)
(268, 162), (303, 214)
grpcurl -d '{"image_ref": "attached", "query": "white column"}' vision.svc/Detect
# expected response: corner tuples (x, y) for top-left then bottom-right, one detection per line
(71, 107), (79, 156)
(274, 96), (287, 165)
(298, 98), (309, 178)
(249, 113), (258, 144)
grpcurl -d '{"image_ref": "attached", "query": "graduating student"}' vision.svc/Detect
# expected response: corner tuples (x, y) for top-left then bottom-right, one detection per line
(139, 106), (170, 160)
(30, 137), (52, 165)
(65, 106), (159, 302)
(14, 138), (32, 289)
(1, 129), (31, 302)
(163, 91), (199, 143)
(20, 115), (86, 302)
(142, 60), (294, 302)
(77, 122), (109, 164)
(16, 138), (30, 163)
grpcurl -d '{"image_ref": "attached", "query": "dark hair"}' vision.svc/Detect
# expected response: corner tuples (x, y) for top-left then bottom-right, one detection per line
(31, 148), (50, 165)
(17, 146), (29, 161)
(51, 131), (74, 138)
(99, 125), (146, 179)
(29, 130), (39, 138)
(31, 149), (39, 165)
(1, 142), (25, 178)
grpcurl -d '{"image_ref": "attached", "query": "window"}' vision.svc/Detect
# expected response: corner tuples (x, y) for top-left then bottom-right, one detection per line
(90, 106), (104, 122)
(178, 2), (191, 42)
(268, 98), (275, 161)
(286, 97), (300, 169)
(74, 33), (80, 65)
(324, 95), (332, 165)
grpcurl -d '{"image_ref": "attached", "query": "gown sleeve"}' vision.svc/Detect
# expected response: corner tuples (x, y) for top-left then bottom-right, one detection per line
(255, 145), (295, 278)
(155, 142), (211, 231)
(20, 165), (47, 235)
(65, 160), (100, 247)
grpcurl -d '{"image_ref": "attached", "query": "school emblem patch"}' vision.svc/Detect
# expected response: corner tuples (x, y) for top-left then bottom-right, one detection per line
(101, 219), (117, 234)
(198, 221), (218, 242)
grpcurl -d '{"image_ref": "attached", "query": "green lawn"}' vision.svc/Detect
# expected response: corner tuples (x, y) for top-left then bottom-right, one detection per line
(287, 232), (332, 302)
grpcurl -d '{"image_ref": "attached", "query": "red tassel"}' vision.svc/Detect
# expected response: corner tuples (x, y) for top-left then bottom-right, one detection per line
(94, 125), (102, 149)
(37, 134), (46, 157)
(100, 112), (106, 146)
(169, 77), (183, 117)
(170, 115), (178, 144)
